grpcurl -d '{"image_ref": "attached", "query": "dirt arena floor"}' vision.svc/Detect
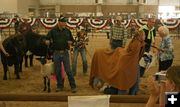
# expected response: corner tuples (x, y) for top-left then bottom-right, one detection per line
(0, 33), (179, 107)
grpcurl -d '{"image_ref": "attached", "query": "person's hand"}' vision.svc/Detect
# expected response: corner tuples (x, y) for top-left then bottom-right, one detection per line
(67, 41), (73, 44)
(4, 52), (10, 56)
(70, 47), (74, 52)
(159, 81), (166, 105)
(45, 40), (50, 46)
(158, 48), (165, 52)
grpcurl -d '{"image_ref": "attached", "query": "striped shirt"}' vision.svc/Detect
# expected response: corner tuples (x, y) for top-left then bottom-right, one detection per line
(110, 24), (128, 46)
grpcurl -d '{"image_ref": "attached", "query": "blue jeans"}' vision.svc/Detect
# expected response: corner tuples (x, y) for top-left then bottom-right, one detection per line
(53, 50), (76, 89)
(72, 47), (88, 75)
(129, 65), (140, 95)
(110, 39), (123, 49)
(117, 90), (128, 95)
(117, 66), (140, 95)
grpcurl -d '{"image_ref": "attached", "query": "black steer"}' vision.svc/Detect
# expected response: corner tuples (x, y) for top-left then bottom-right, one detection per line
(1, 34), (25, 80)
(24, 31), (53, 92)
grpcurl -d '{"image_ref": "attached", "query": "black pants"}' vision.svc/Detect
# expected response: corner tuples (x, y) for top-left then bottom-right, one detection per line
(159, 59), (173, 71)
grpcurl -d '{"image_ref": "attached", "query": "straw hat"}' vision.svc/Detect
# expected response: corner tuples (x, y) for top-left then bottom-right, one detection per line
(115, 16), (122, 21)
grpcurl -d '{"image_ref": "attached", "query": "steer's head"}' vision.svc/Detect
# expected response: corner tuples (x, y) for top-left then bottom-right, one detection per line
(13, 34), (26, 56)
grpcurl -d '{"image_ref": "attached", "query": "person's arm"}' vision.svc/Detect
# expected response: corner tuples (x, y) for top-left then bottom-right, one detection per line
(110, 25), (113, 39)
(67, 29), (74, 50)
(145, 95), (159, 107)
(0, 41), (9, 56)
(145, 77), (160, 107)
(123, 26), (128, 47)
(159, 82), (166, 107)
(67, 29), (74, 45)
(45, 29), (53, 46)
(151, 29), (156, 53)
(146, 82), (166, 107)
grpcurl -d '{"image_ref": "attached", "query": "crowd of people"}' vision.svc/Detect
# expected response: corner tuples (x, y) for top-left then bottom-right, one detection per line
(0, 15), (178, 106)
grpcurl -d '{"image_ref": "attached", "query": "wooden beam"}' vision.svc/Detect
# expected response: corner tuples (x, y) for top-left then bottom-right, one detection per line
(110, 95), (149, 103)
(0, 93), (149, 103)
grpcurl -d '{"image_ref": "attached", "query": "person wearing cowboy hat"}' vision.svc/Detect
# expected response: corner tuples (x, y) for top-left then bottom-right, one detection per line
(110, 16), (128, 49)
(45, 16), (77, 93)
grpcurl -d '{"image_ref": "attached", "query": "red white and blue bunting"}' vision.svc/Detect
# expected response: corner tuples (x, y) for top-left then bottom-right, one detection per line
(66, 17), (84, 28)
(160, 19), (180, 30)
(39, 18), (58, 29)
(0, 17), (180, 30)
(87, 18), (108, 29)
(0, 18), (13, 29)
(134, 19), (147, 28)
(19, 18), (37, 26)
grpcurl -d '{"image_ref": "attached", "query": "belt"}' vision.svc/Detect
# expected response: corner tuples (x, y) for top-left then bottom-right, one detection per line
(54, 50), (66, 53)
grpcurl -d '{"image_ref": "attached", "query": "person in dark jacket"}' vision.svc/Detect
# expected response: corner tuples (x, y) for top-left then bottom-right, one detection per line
(45, 16), (77, 93)
(140, 18), (156, 52)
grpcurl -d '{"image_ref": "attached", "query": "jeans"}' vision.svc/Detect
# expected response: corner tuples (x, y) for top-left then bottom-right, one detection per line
(117, 90), (128, 95)
(72, 47), (88, 75)
(53, 50), (76, 89)
(110, 39), (123, 49)
(117, 66), (140, 95)
(129, 65), (140, 95)
(159, 59), (173, 71)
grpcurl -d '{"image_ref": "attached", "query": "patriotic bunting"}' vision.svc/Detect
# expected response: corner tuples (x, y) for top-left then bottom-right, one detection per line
(0, 17), (179, 30)
(39, 18), (58, 29)
(134, 19), (147, 28)
(160, 19), (180, 30)
(66, 17), (84, 28)
(0, 18), (13, 29)
(87, 18), (108, 29)
(19, 18), (37, 26)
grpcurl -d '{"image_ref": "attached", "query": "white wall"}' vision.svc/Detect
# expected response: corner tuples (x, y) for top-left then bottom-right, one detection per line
(39, 0), (57, 5)
(159, 0), (180, 6)
(0, 0), (39, 16)
(105, 0), (128, 5)
(146, 0), (158, 5)
(39, 0), (162, 5)
(0, 0), (18, 13)
(17, 0), (39, 16)
(39, 0), (95, 5)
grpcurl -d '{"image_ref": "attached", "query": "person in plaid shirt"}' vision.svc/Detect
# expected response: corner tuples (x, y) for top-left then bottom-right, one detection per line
(72, 27), (89, 76)
(110, 16), (128, 49)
